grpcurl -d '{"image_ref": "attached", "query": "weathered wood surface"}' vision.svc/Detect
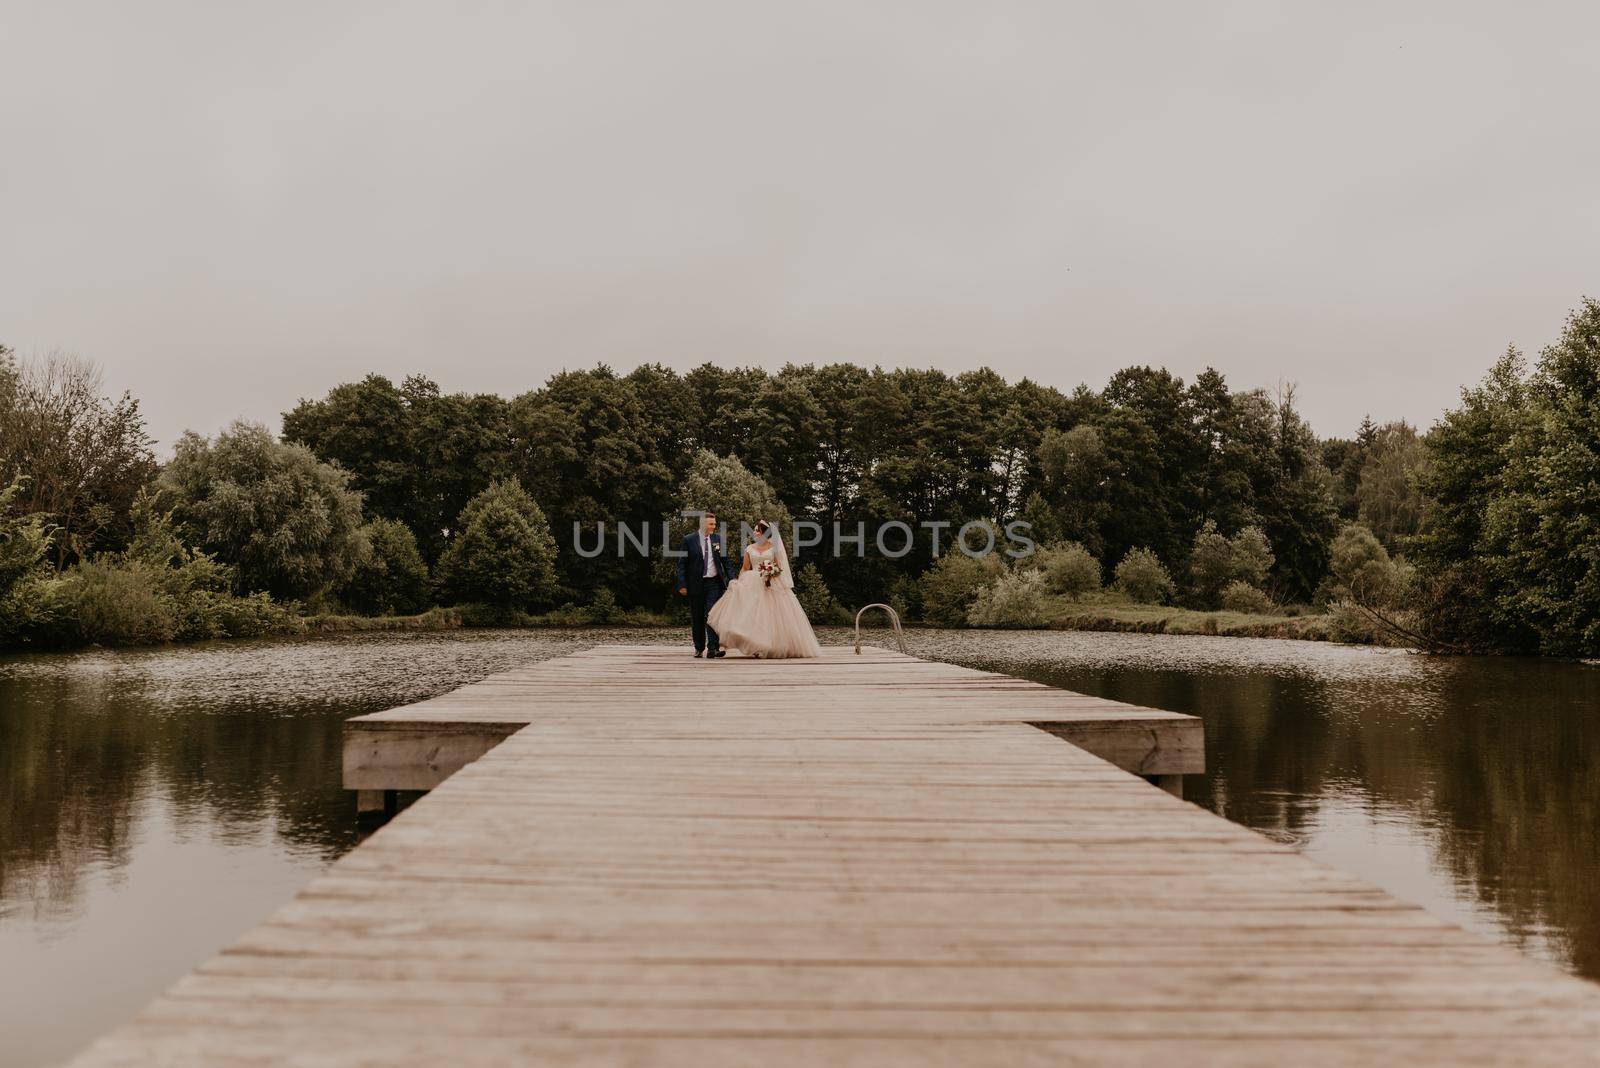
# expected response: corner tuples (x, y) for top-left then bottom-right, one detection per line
(70, 645), (1600, 1066)
(343, 645), (1204, 797)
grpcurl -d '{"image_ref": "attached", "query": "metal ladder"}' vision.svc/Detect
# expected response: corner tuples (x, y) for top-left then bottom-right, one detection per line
(853, 603), (908, 655)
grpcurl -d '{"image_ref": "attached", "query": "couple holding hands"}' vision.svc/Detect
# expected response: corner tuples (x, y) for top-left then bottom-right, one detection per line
(675, 512), (822, 660)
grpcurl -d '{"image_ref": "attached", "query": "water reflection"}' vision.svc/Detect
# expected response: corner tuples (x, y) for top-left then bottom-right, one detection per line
(0, 628), (680, 1067)
(909, 630), (1600, 978)
(2, 627), (1597, 1065)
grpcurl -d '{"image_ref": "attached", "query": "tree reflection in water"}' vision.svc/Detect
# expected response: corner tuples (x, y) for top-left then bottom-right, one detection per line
(2, 628), (1597, 1066)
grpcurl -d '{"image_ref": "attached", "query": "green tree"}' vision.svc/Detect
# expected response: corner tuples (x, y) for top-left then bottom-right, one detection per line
(1036, 424), (1112, 556)
(968, 568), (1049, 627)
(1356, 421), (1425, 549)
(340, 518), (431, 616)
(1188, 520), (1274, 608)
(918, 551), (1005, 626)
(284, 374), (513, 563)
(1034, 541), (1101, 597)
(0, 477), (57, 642)
(671, 449), (791, 549)
(1478, 301), (1600, 654)
(512, 367), (678, 604)
(0, 351), (157, 564)
(1114, 547), (1176, 604)
(1220, 580), (1273, 613)
(1412, 348), (1530, 651)
(1252, 385), (1337, 602)
(158, 421), (368, 602)
(436, 480), (559, 612)
(1325, 522), (1402, 606)
(794, 562), (848, 624)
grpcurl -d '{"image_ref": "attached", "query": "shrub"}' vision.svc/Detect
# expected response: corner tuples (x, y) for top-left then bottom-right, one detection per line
(43, 496), (298, 646)
(588, 587), (620, 623)
(1114, 547), (1176, 604)
(655, 449), (792, 594)
(1230, 526), (1274, 588)
(1189, 520), (1275, 607)
(340, 518), (430, 615)
(887, 573), (920, 623)
(0, 477), (58, 643)
(1220, 580), (1274, 614)
(158, 421), (367, 600)
(672, 450), (791, 538)
(1035, 541), (1101, 597)
(436, 480), (559, 613)
(968, 569), (1049, 628)
(918, 551), (1005, 626)
(60, 557), (180, 645)
(795, 563), (850, 625)
(1325, 522), (1401, 605)
(1327, 598), (1382, 644)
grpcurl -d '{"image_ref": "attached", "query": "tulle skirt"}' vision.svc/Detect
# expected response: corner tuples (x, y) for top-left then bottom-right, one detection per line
(708, 575), (823, 658)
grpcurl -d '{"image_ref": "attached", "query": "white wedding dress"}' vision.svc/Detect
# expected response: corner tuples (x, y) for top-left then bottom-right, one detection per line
(708, 538), (822, 659)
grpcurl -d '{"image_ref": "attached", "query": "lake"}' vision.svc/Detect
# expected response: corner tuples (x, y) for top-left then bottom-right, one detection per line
(2, 627), (1597, 1066)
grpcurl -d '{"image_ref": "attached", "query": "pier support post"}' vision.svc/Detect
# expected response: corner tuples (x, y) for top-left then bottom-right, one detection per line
(1151, 774), (1183, 799)
(356, 789), (397, 818)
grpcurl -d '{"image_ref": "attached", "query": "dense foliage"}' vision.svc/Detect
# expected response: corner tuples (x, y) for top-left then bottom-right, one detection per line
(340, 518), (431, 616)
(158, 422), (369, 603)
(435, 480), (559, 614)
(1413, 300), (1600, 655)
(0, 350), (157, 564)
(280, 362), (1341, 611)
(3, 297), (1596, 653)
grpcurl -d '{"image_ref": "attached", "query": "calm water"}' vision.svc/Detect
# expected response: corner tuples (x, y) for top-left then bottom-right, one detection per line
(2, 627), (1597, 1065)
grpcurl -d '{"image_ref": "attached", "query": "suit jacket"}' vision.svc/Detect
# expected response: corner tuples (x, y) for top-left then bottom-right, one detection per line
(677, 530), (733, 593)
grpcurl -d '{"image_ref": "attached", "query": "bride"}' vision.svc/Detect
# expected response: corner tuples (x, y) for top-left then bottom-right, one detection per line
(708, 520), (823, 658)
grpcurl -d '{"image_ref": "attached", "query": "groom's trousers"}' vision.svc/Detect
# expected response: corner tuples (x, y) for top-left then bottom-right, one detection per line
(691, 581), (724, 654)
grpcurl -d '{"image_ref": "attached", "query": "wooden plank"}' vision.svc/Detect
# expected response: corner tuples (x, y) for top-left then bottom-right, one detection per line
(68, 644), (1600, 1066)
(342, 645), (1204, 790)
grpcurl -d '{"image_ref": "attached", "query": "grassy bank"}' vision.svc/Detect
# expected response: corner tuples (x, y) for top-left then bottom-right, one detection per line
(1044, 600), (1335, 641)
(301, 601), (1341, 643)
(298, 603), (677, 635)
(6, 598), (1387, 652)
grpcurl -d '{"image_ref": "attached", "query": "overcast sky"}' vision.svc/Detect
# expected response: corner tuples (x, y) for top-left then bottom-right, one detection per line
(3, 1), (1596, 452)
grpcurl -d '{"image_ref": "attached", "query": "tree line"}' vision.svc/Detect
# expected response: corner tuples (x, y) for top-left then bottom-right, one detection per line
(1, 297), (1596, 654)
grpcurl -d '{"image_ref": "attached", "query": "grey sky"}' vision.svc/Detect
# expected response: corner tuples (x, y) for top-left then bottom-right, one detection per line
(3, 1), (1596, 453)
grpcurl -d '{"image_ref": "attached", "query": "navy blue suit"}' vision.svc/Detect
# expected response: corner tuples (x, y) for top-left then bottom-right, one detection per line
(677, 530), (734, 654)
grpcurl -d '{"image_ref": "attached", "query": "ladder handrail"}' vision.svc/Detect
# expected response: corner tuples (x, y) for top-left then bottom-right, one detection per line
(853, 603), (908, 655)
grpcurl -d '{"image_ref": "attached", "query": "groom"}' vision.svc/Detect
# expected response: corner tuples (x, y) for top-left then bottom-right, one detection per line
(676, 511), (733, 659)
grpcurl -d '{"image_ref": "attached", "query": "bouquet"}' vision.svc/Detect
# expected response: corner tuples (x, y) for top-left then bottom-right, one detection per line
(757, 559), (783, 587)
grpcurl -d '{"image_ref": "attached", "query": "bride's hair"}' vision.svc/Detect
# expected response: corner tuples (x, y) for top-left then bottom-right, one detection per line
(752, 520), (770, 536)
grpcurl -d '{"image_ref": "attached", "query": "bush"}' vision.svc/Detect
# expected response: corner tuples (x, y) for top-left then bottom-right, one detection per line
(59, 558), (180, 645)
(158, 421), (367, 601)
(588, 587), (620, 623)
(1035, 541), (1101, 597)
(1114, 547), (1176, 604)
(340, 518), (430, 615)
(1327, 598), (1382, 644)
(1324, 522), (1402, 606)
(968, 569), (1049, 627)
(918, 551), (1005, 626)
(1189, 520), (1275, 608)
(0, 477), (58, 643)
(436, 480), (559, 613)
(795, 563), (850, 625)
(41, 496), (298, 646)
(1220, 580), (1274, 614)
(1230, 526), (1274, 588)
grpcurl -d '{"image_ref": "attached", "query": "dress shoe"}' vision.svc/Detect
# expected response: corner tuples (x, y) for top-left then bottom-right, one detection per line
(710, 649), (727, 658)
(693, 650), (703, 658)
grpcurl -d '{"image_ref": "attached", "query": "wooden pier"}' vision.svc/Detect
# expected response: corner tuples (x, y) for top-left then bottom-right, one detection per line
(69, 645), (1600, 1065)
